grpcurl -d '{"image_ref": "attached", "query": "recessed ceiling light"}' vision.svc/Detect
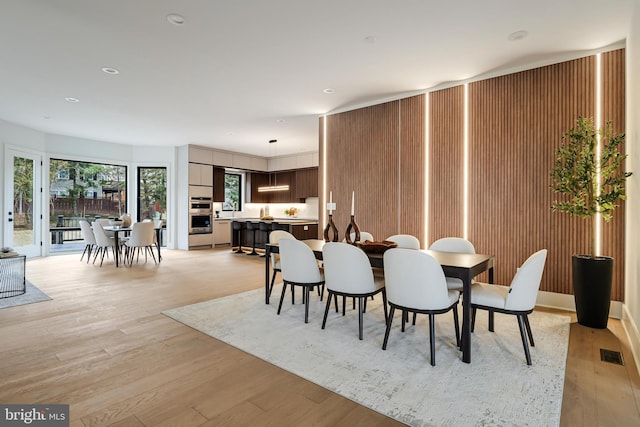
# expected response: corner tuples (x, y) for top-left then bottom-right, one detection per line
(167, 13), (185, 25)
(364, 35), (376, 44)
(101, 67), (120, 75)
(508, 30), (529, 41)
(43, 116), (51, 120)
(65, 97), (79, 103)
(226, 132), (234, 136)
(276, 119), (286, 123)
(323, 88), (335, 94)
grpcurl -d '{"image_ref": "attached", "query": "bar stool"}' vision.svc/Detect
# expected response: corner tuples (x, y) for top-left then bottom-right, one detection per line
(259, 222), (271, 257)
(232, 221), (245, 254)
(246, 221), (259, 256)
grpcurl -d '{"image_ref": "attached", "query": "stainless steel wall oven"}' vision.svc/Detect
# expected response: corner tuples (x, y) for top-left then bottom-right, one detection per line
(189, 197), (213, 234)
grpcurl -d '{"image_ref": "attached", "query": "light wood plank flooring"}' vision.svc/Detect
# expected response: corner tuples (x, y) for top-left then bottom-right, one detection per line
(1, 248), (639, 426)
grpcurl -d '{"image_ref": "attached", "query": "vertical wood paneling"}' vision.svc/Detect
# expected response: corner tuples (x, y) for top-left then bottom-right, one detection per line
(601, 49), (626, 301)
(321, 49), (626, 302)
(429, 86), (464, 242)
(468, 57), (596, 294)
(325, 101), (400, 242)
(400, 95), (426, 244)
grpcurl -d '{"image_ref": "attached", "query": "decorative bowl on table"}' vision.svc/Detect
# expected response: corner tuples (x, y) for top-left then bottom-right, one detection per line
(356, 240), (398, 253)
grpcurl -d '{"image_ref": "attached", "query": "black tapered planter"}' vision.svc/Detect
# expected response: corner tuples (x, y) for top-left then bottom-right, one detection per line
(572, 255), (614, 329)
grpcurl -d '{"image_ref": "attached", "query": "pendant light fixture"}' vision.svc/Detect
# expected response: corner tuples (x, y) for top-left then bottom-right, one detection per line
(258, 139), (290, 192)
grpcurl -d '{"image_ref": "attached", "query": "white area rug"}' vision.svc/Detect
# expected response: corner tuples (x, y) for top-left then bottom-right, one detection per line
(0, 280), (51, 309)
(164, 285), (569, 426)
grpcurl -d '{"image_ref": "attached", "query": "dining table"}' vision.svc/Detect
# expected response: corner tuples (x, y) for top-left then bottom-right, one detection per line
(103, 225), (163, 267)
(264, 239), (494, 364)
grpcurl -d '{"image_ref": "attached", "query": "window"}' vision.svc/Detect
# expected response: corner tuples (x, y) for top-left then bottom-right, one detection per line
(137, 167), (167, 223)
(49, 159), (127, 223)
(223, 173), (241, 211)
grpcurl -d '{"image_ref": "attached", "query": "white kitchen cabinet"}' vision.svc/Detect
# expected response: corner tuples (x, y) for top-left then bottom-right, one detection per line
(188, 163), (213, 186)
(214, 220), (231, 245)
(189, 233), (213, 248)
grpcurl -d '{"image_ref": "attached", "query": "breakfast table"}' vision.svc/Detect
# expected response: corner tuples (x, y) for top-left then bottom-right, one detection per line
(103, 225), (163, 267)
(265, 239), (494, 364)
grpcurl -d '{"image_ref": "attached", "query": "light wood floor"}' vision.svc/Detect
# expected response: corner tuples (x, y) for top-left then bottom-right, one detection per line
(1, 248), (639, 426)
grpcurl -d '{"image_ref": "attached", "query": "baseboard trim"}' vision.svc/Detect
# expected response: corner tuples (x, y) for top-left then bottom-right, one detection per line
(622, 304), (640, 376)
(535, 290), (623, 319)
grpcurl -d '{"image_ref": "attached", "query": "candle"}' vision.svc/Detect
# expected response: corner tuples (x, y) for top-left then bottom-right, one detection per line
(328, 191), (333, 214)
(351, 191), (355, 216)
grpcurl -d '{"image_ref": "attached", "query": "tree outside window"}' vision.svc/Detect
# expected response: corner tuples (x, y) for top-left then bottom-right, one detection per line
(223, 173), (241, 211)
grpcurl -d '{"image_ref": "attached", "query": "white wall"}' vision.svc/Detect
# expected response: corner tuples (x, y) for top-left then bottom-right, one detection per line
(624, 2), (640, 372)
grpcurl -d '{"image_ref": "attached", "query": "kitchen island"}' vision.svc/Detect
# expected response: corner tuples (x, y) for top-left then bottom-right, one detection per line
(230, 218), (319, 252)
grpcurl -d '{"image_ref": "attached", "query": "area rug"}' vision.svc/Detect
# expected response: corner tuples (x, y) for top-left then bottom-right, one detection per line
(163, 285), (569, 426)
(0, 280), (52, 309)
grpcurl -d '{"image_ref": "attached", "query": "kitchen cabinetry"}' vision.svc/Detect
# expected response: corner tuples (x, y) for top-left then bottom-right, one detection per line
(189, 233), (213, 248)
(290, 223), (319, 240)
(214, 220), (231, 245)
(213, 167), (225, 202)
(295, 168), (318, 200)
(189, 163), (213, 186)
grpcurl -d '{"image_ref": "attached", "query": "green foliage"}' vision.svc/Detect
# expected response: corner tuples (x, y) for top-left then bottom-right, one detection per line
(550, 117), (631, 255)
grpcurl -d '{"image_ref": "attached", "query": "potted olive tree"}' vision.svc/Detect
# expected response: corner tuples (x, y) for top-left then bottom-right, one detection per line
(550, 117), (631, 328)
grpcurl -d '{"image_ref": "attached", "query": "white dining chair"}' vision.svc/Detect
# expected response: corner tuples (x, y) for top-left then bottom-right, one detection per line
(343, 231), (374, 243)
(79, 220), (97, 263)
(386, 234), (420, 249)
(124, 221), (157, 266)
(382, 248), (460, 366)
(277, 238), (325, 323)
(268, 230), (296, 300)
(321, 242), (387, 340)
(429, 237), (476, 290)
(471, 249), (548, 365)
(92, 222), (118, 267)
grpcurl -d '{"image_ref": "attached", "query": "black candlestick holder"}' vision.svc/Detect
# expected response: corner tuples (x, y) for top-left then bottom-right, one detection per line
(344, 215), (360, 245)
(323, 214), (339, 242)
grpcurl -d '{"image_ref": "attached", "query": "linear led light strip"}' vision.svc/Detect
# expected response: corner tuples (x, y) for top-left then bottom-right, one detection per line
(322, 115), (328, 227)
(424, 95), (430, 244)
(595, 53), (602, 256)
(463, 83), (469, 240)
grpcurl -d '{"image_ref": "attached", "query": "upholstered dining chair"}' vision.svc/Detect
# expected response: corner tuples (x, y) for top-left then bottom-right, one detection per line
(277, 238), (325, 323)
(382, 248), (461, 366)
(470, 249), (548, 365)
(429, 237), (476, 290)
(123, 221), (157, 266)
(344, 231), (374, 243)
(321, 242), (387, 340)
(386, 234), (420, 249)
(92, 221), (118, 267)
(79, 220), (96, 263)
(94, 218), (115, 237)
(268, 230), (296, 300)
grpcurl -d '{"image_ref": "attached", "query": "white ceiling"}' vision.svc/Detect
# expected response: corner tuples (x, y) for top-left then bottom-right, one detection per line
(0, 0), (635, 157)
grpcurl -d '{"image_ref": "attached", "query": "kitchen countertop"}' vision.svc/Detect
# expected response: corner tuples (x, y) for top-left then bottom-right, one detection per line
(223, 217), (318, 225)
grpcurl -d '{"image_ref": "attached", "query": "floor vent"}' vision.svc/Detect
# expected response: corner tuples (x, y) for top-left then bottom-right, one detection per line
(600, 349), (624, 366)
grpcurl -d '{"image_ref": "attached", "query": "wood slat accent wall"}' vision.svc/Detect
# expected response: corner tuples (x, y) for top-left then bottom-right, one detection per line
(322, 96), (426, 243)
(318, 115), (325, 239)
(601, 49), (626, 302)
(468, 56), (596, 294)
(324, 101), (401, 242)
(428, 86), (464, 242)
(399, 95), (426, 244)
(320, 50), (626, 301)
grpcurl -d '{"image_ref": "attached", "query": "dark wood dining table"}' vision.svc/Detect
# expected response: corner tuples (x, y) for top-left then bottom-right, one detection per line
(265, 239), (494, 364)
(103, 225), (163, 267)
